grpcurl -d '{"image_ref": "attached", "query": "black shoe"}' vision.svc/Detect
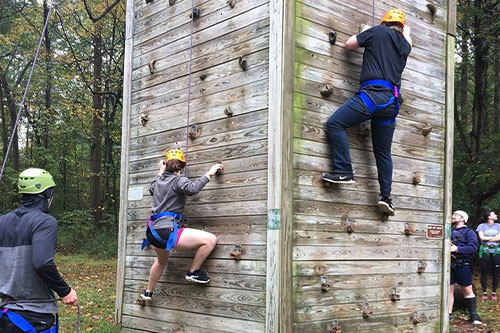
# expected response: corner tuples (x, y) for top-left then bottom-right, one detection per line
(140, 290), (153, 301)
(470, 314), (482, 325)
(322, 173), (355, 184)
(449, 313), (453, 322)
(185, 270), (210, 284)
(378, 196), (395, 216)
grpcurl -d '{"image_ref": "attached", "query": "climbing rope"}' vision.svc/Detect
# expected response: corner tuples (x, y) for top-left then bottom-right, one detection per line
(184, 0), (196, 176)
(0, 2), (54, 182)
(372, 0), (376, 26)
(0, 298), (81, 333)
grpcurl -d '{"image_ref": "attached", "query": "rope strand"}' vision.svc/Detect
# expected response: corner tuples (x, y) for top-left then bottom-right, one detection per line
(372, 0), (376, 26)
(0, 3), (54, 181)
(184, 0), (195, 176)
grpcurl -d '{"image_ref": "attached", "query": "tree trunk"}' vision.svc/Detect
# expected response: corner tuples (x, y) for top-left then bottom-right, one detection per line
(0, 73), (20, 171)
(494, 43), (499, 132)
(0, 87), (8, 158)
(42, 0), (51, 150)
(90, 24), (103, 223)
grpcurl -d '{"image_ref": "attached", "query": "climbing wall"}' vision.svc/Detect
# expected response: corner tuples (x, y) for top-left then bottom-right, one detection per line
(118, 0), (270, 331)
(291, 0), (449, 332)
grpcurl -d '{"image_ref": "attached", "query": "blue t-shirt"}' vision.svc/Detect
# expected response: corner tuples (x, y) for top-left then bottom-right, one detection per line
(356, 25), (411, 87)
(476, 223), (500, 250)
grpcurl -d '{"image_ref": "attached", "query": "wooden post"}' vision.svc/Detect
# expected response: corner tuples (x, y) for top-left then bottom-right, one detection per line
(442, 0), (457, 331)
(267, 0), (294, 332)
(115, 0), (134, 324)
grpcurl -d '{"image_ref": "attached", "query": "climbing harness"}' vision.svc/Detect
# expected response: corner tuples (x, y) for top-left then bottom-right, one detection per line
(357, 79), (400, 126)
(0, 298), (80, 333)
(183, 0), (196, 176)
(141, 211), (183, 251)
(0, 2), (54, 182)
(479, 244), (500, 259)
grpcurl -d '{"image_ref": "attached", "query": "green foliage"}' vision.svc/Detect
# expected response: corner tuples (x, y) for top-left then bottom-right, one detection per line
(0, 167), (19, 213)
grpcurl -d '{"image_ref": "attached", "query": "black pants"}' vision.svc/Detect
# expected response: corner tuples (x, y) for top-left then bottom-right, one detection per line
(0, 309), (55, 332)
(480, 253), (500, 292)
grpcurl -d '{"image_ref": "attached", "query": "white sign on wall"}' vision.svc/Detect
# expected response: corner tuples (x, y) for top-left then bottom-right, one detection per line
(128, 186), (144, 201)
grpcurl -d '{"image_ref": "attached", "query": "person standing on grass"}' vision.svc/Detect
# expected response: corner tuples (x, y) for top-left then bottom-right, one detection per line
(448, 210), (482, 325)
(0, 168), (78, 332)
(476, 210), (500, 301)
(322, 9), (412, 217)
(140, 148), (223, 301)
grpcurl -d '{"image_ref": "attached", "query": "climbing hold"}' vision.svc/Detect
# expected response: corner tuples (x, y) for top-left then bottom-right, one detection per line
(328, 30), (337, 45)
(169, 0), (176, 4)
(230, 244), (245, 260)
(140, 113), (149, 126)
(216, 160), (224, 175)
(148, 59), (157, 74)
(358, 121), (370, 138)
(390, 287), (401, 301)
(136, 295), (146, 305)
(314, 265), (325, 276)
(362, 301), (373, 318)
(320, 275), (330, 292)
(404, 223), (415, 236)
(417, 261), (427, 274)
(200, 73), (207, 81)
(190, 8), (200, 20)
(411, 311), (421, 324)
(427, 3), (437, 22)
(412, 171), (421, 185)
(326, 319), (342, 333)
(421, 123), (432, 137)
(320, 84), (334, 98)
(380, 211), (389, 222)
(341, 215), (355, 233)
(227, 0), (236, 9)
(239, 57), (248, 71)
(145, 0), (154, 4)
(188, 124), (201, 139)
(224, 107), (233, 117)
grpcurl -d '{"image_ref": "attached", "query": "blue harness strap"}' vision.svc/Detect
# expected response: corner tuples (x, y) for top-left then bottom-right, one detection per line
(141, 211), (183, 251)
(357, 79), (400, 126)
(0, 308), (57, 333)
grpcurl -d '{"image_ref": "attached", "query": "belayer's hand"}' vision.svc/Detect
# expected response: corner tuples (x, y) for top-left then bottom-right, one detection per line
(206, 163), (223, 177)
(158, 159), (166, 175)
(61, 288), (78, 306)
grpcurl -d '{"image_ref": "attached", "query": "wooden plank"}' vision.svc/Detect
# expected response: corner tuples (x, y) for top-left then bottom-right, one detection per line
(125, 267), (266, 291)
(294, 273), (441, 292)
(116, 0), (135, 324)
(126, 256), (267, 275)
(293, 260), (443, 276)
(294, 298), (439, 322)
(123, 303), (264, 333)
(293, 245), (442, 261)
(122, 314), (234, 333)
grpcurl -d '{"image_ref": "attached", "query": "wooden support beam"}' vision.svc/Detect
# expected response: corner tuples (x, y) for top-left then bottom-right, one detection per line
(267, 0), (294, 332)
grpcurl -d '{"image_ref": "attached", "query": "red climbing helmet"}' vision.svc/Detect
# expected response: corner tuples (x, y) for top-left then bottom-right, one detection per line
(381, 9), (405, 27)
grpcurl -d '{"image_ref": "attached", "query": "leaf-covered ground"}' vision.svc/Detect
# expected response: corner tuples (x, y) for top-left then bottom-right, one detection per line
(56, 255), (120, 332)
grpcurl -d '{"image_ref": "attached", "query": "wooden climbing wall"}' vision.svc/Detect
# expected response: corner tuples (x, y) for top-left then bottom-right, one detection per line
(117, 0), (270, 331)
(117, 0), (456, 332)
(291, 0), (451, 332)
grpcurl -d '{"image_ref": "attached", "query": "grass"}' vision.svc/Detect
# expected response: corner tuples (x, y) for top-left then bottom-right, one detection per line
(56, 254), (120, 332)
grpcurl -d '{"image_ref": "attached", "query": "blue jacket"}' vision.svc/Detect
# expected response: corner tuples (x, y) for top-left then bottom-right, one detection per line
(451, 225), (478, 262)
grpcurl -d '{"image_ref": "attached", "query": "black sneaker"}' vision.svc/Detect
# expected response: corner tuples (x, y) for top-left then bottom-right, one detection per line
(185, 270), (210, 284)
(378, 196), (395, 216)
(322, 173), (355, 184)
(470, 314), (482, 325)
(449, 313), (453, 322)
(140, 290), (153, 301)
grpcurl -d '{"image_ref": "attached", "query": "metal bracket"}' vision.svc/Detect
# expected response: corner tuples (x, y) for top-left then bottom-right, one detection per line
(224, 107), (233, 117)
(417, 261), (427, 274)
(341, 215), (355, 233)
(328, 30), (337, 45)
(320, 84), (334, 98)
(148, 59), (157, 74)
(190, 8), (200, 20)
(390, 287), (401, 302)
(230, 244), (245, 260)
(326, 319), (342, 333)
(412, 171), (421, 185)
(140, 113), (149, 126)
(404, 223), (415, 236)
(362, 301), (373, 318)
(320, 275), (330, 292)
(411, 311), (421, 324)
(239, 57), (248, 71)
(188, 124), (201, 139)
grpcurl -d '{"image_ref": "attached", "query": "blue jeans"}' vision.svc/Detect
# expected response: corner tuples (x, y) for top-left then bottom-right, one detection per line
(326, 87), (397, 196)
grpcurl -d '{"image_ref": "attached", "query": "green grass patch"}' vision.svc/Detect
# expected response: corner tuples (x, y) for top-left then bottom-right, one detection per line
(56, 254), (120, 332)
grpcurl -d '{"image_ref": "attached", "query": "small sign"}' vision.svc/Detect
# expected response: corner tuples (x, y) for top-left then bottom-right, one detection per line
(426, 224), (443, 239)
(128, 186), (144, 201)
